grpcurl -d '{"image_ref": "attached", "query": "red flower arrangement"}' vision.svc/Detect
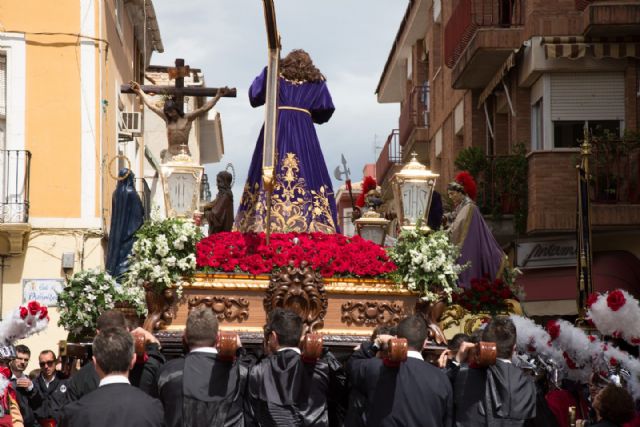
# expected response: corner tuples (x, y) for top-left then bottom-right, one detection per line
(196, 232), (397, 278)
(451, 276), (518, 314)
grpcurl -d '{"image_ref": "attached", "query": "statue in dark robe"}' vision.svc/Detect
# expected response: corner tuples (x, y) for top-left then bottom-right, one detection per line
(203, 171), (234, 235)
(106, 168), (145, 278)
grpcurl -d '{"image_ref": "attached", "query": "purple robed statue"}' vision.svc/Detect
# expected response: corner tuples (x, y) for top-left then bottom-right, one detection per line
(234, 49), (339, 234)
(445, 172), (508, 288)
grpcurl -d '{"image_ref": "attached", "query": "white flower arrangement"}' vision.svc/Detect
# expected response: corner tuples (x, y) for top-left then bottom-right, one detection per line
(387, 229), (468, 302)
(124, 210), (202, 297)
(57, 269), (147, 336)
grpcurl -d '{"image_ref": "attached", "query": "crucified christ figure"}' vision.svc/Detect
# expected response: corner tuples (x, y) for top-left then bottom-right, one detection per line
(129, 81), (229, 160)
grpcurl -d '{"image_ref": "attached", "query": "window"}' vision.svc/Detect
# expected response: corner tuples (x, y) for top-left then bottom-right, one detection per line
(115, 0), (125, 40)
(531, 100), (543, 151)
(553, 120), (620, 148)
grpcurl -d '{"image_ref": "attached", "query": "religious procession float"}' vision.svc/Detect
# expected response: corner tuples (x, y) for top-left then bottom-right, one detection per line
(52, 1), (639, 405)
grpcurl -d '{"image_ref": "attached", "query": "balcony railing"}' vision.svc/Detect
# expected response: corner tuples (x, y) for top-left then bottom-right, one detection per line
(0, 150), (31, 223)
(376, 129), (402, 185)
(591, 139), (640, 204)
(399, 83), (430, 147)
(444, 0), (523, 68)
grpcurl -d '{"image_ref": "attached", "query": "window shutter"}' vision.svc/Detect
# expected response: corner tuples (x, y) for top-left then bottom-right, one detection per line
(0, 55), (6, 117)
(550, 72), (624, 121)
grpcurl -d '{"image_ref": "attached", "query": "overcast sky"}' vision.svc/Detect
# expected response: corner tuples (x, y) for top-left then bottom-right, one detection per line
(150, 0), (407, 206)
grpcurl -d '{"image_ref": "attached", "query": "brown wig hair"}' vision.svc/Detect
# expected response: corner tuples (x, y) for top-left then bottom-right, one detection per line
(280, 49), (325, 83)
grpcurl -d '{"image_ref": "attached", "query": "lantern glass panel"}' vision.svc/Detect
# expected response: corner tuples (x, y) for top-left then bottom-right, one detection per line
(401, 181), (431, 226)
(359, 225), (385, 245)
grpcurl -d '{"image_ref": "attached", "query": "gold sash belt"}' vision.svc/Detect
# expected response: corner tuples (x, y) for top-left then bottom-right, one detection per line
(278, 106), (311, 116)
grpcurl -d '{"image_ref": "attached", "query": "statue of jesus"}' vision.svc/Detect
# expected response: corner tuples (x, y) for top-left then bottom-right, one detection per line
(129, 81), (228, 160)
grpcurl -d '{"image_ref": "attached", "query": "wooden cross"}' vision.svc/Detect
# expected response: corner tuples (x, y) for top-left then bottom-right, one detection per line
(262, 0), (281, 244)
(120, 58), (236, 106)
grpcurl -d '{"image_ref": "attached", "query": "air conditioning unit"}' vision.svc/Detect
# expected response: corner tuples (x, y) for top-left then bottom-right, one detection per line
(120, 111), (143, 135)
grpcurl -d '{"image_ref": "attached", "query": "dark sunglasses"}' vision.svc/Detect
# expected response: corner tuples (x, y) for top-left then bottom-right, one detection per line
(39, 360), (55, 367)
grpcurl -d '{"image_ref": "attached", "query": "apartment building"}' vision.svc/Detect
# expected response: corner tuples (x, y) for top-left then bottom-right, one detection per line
(376, 0), (640, 315)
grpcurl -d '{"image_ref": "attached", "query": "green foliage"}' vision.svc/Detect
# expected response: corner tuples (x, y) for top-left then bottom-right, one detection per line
(454, 147), (488, 180)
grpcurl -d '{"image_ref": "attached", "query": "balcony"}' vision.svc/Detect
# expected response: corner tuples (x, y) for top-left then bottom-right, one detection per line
(577, 0), (640, 37)
(376, 129), (402, 186)
(0, 150), (32, 256)
(444, 0), (523, 89)
(527, 141), (640, 234)
(398, 83), (430, 148)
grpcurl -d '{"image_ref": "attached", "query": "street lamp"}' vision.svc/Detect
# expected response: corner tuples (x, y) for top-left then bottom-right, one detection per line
(354, 182), (389, 246)
(392, 152), (439, 231)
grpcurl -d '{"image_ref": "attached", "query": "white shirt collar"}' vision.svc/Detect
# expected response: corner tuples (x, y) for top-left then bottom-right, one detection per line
(99, 375), (130, 387)
(42, 375), (56, 388)
(497, 358), (513, 364)
(190, 347), (218, 355)
(407, 350), (424, 361)
(278, 347), (301, 355)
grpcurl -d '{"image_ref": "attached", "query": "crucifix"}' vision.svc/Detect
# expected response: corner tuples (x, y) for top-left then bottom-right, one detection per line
(121, 58), (237, 160)
(262, 0), (281, 244)
(121, 58), (237, 218)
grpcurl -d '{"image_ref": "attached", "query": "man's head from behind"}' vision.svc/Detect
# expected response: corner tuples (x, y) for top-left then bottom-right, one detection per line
(185, 307), (219, 349)
(396, 315), (428, 351)
(265, 308), (303, 351)
(96, 310), (127, 333)
(92, 328), (135, 378)
(482, 316), (517, 360)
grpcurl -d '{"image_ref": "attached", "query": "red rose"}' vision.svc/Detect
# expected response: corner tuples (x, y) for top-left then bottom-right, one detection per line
(586, 292), (599, 308)
(606, 290), (626, 311)
(38, 306), (48, 320)
(27, 301), (40, 315)
(609, 357), (618, 367)
(547, 320), (560, 341)
(19, 307), (28, 319)
(587, 335), (596, 342)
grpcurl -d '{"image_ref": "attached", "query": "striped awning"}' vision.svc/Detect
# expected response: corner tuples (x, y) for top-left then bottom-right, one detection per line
(478, 51), (517, 108)
(541, 36), (640, 59)
(593, 41), (640, 59)
(541, 36), (588, 59)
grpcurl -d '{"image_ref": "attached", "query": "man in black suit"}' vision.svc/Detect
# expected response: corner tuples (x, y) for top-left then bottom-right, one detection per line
(9, 344), (39, 427)
(157, 307), (249, 427)
(59, 327), (164, 427)
(66, 310), (165, 401)
(32, 349), (68, 426)
(453, 316), (536, 426)
(348, 315), (454, 427)
(245, 308), (347, 427)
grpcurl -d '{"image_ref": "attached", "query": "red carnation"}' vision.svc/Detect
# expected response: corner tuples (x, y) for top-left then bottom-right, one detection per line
(27, 301), (40, 315)
(609, 357), (618, 367)
(19, 307), (28, 319)
(547, 320), (560, 341)
(587, 335), (596, 343)
(586, 292), (599, 309)
(38, 306), (48, 320)
(606, 290), (626, 311)
(612, 330), (622, 339)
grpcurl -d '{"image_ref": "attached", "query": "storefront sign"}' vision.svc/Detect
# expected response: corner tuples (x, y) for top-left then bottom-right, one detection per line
(22, 279), (64, 307)
(516, 240), (577, 269)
